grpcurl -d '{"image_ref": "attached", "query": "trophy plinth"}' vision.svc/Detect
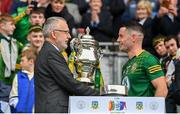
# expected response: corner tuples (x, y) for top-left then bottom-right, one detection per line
(102, 85), (128, 96)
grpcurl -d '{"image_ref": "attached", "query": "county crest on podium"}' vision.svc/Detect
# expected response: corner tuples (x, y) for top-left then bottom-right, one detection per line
(91, 101), (99, 110)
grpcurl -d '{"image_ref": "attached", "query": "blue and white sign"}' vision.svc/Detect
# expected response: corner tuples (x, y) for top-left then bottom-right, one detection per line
(69, 96), (165, 113)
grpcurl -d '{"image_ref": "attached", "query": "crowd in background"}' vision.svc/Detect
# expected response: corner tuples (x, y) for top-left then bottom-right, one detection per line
(0, 0), (180, 113)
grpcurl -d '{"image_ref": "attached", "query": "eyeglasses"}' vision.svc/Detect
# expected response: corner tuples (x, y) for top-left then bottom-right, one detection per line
(54, 29), (70, 35)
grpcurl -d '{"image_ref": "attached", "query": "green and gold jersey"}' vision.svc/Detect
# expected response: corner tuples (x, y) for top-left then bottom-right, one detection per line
(121, 50), (164, 96)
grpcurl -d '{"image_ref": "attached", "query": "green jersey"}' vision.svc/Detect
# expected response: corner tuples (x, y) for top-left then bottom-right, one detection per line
(12, 6), (31, 45)
(121, 50), (164, 96)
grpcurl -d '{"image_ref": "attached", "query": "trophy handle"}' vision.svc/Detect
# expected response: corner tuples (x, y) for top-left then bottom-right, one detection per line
(97, 48), (103, 60)
(70, 38), (79, 52)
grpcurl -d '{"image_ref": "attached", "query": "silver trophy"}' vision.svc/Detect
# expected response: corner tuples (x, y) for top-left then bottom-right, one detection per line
(70, 27), (102, 85)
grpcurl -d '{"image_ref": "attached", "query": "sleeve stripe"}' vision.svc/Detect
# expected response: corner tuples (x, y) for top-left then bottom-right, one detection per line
(149, 66), (161, 71)
(148, 65), (161, 70)
(149, 68), (162, 73)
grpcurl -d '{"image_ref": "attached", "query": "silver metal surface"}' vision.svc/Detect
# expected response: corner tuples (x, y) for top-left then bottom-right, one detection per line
(104, 85), (128, 96)
(70, 27), (102, 84)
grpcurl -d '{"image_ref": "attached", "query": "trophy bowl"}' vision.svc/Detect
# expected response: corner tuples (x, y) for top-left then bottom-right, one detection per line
(70, 27), (102, 85)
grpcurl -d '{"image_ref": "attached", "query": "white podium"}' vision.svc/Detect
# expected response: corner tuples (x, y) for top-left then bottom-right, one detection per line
(69, 96), (165, 113)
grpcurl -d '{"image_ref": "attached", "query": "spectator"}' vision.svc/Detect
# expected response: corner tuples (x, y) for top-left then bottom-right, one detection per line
(109, 0), (126, 38)
(152, 35), (170, 74)
(81, 0), (113, 42)
(9, 47), (37, 113)
(120, 0), (160, 25)
(153, 35), (168, 58)
(27, 25), (44, 53)
(0, 14), (22, 102)
(13, 7), (45, 45)
(135, 0), (156, 55)
(45, 0), (75, 33)
(154, 0), (180, 36)
(164, 36), (179, 112)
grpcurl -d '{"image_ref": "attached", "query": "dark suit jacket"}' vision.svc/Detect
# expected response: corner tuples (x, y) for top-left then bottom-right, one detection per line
(141, 17), (156, 56)
(109, 0), (125, 38)
(81, 8), (113, 42)
(153, 15), (180, 36)
(34, 41), (99, 113)
(173, 60), (180, 105)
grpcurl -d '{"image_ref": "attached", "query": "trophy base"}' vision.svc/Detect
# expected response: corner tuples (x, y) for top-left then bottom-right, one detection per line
(103, 85), (127, 96)
(77, 77), (94, 86)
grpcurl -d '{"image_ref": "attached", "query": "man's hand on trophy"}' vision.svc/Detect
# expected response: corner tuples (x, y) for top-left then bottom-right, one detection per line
(70, 38), (79, 52)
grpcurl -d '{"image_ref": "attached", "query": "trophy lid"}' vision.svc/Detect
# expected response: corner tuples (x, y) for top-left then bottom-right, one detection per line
(81, 27), (94, 39)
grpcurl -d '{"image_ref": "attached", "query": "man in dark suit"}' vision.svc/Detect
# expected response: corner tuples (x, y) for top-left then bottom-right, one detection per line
(34, 17), (99, 113)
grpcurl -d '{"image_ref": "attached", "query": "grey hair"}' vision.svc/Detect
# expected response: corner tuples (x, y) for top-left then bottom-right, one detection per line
(43, 17), (66, 38)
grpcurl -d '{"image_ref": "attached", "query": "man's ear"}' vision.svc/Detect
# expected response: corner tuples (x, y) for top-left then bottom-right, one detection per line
(51, 31), (56, 39)
(131, 33), (137, 42)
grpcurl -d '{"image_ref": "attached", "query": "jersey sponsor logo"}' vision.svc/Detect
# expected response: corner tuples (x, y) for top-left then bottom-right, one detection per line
(131, 63), (137, 73)
(123, 65), (131, 75)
